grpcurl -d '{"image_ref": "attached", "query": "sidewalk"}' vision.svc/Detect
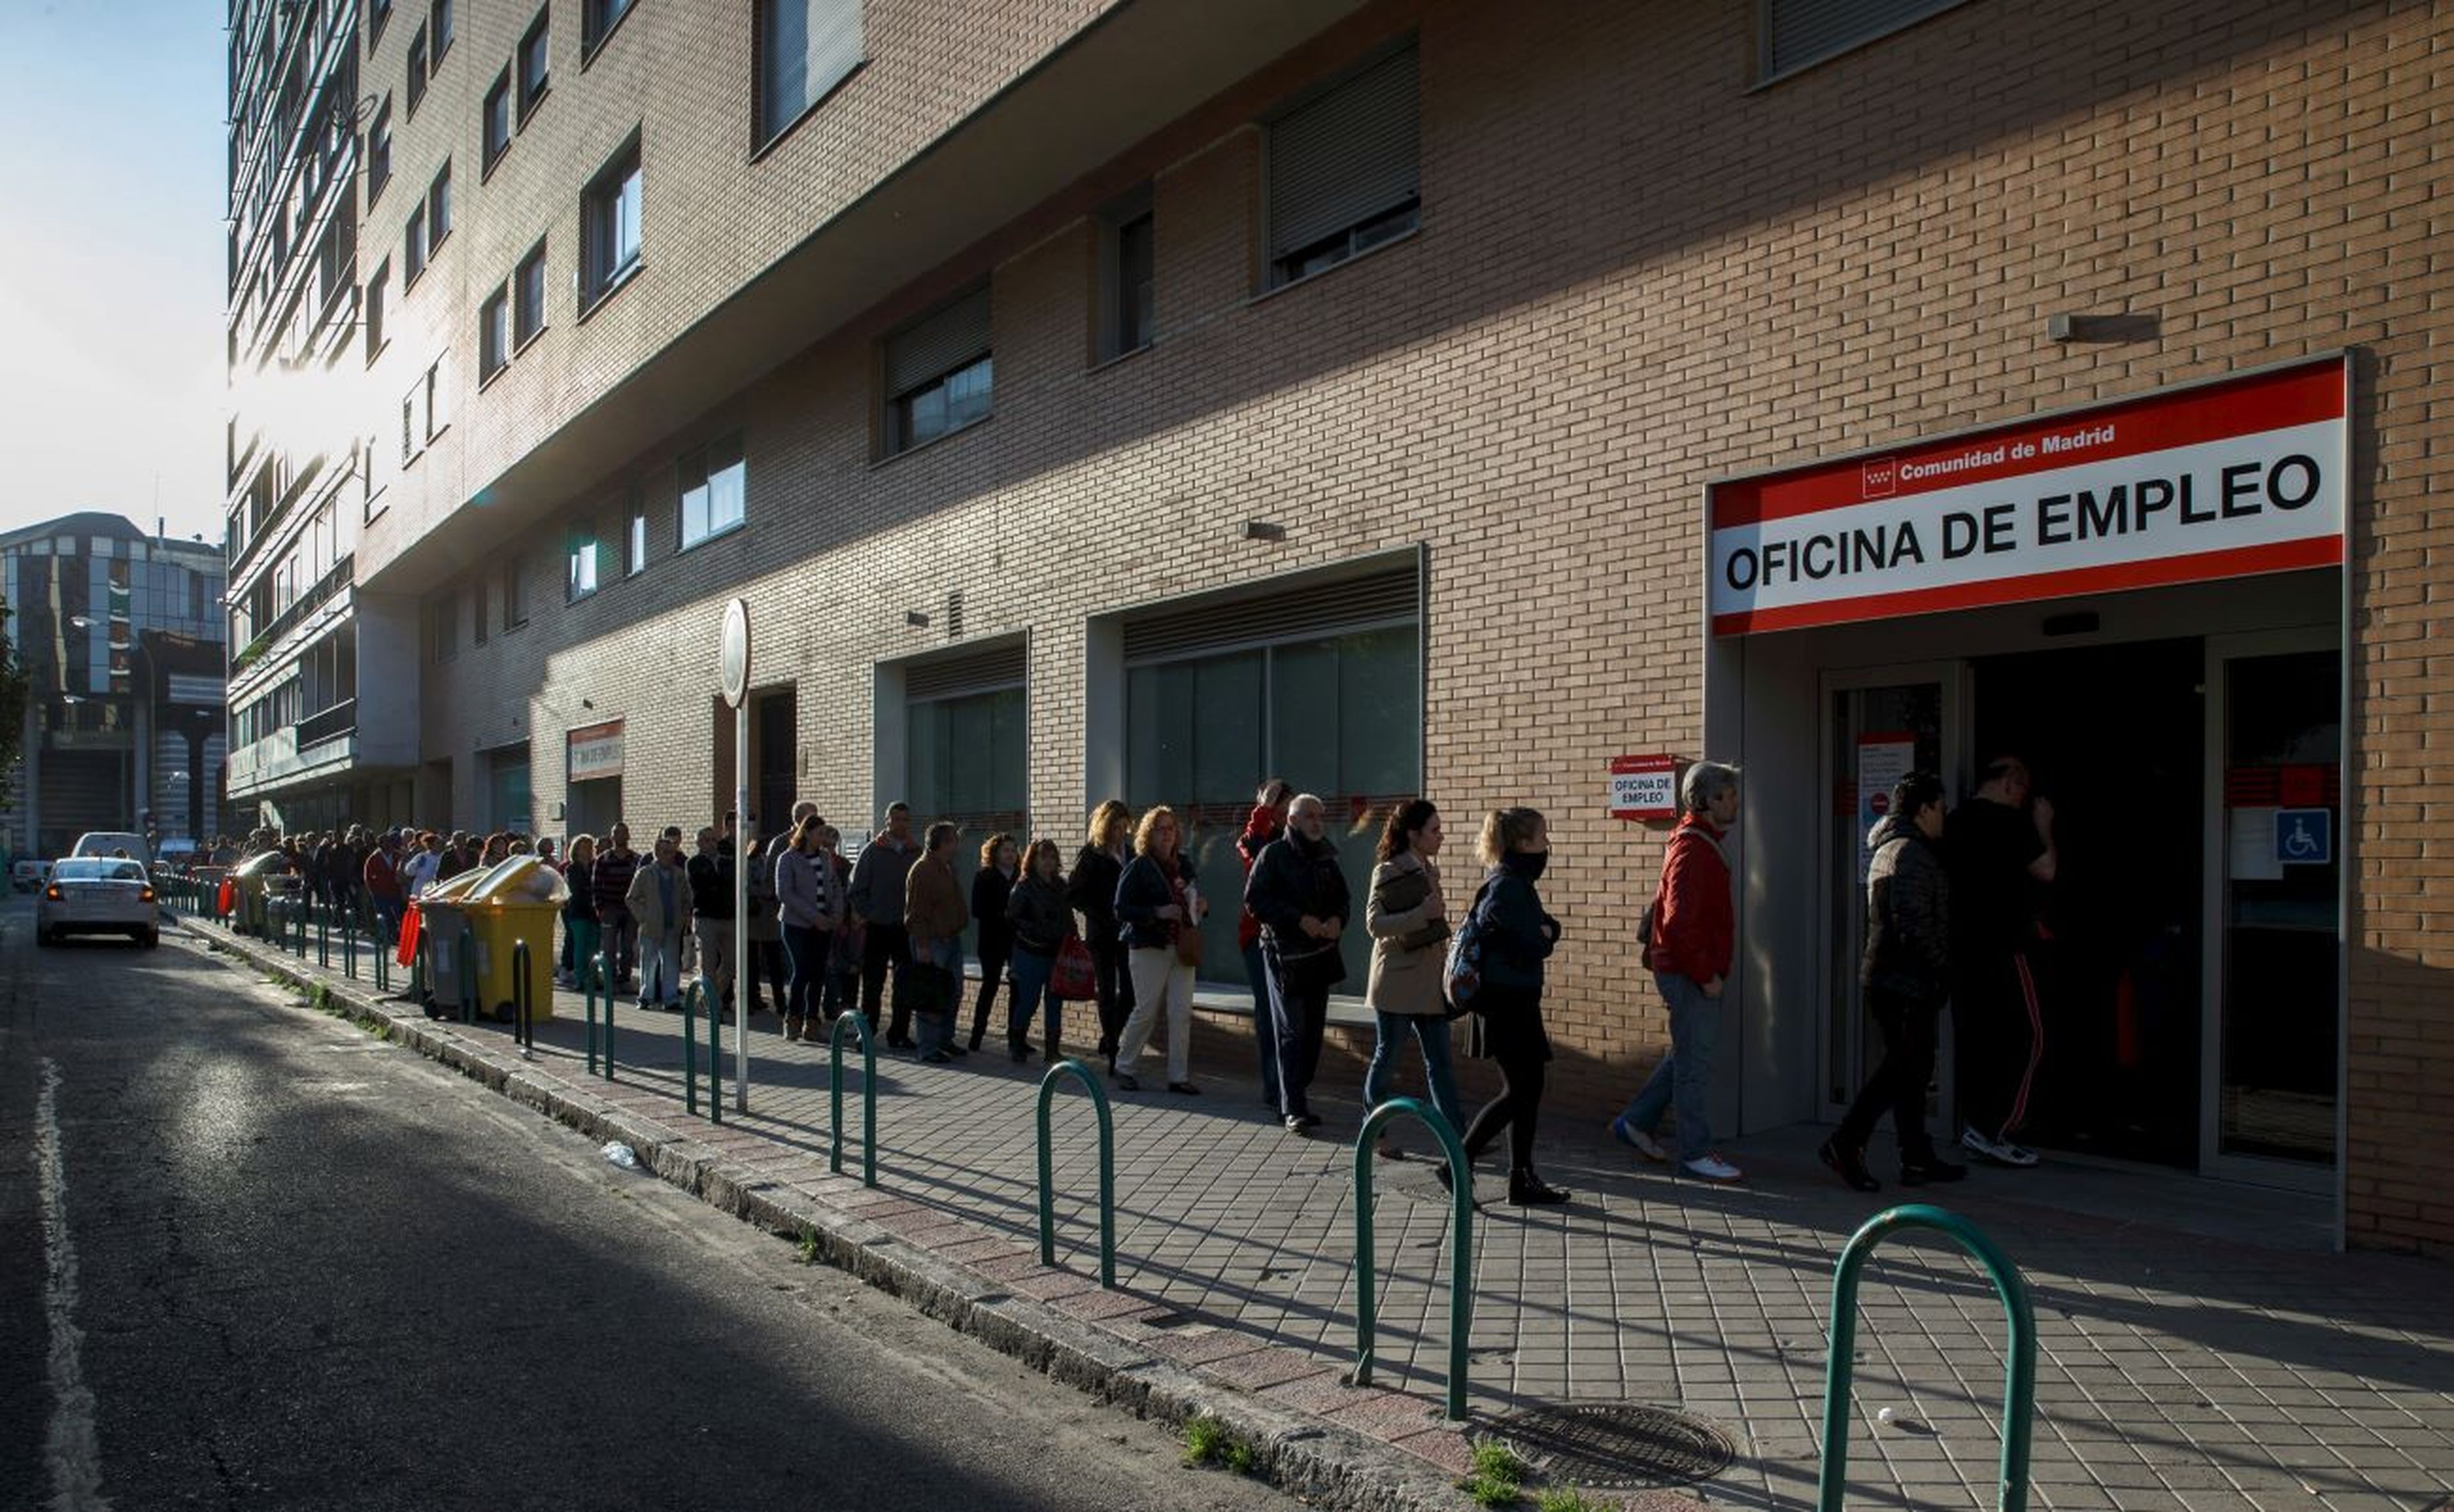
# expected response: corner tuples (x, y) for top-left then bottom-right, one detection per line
(190, 919), (2454, 1512)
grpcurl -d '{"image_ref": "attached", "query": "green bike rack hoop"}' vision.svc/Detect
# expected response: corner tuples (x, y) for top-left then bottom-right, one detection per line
(1034, 1059), (1116, 1288)
(1352, 1097), (1475, 1421)
(828, 1012), (877, 1187)
(1818, 1204), (2036, 1512)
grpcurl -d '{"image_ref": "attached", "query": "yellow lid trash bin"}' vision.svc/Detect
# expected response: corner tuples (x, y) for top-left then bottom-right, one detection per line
(460, 856), (569, 1022)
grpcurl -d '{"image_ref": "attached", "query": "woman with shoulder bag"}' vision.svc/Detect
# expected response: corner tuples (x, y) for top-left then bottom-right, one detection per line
(1454, 806), (1568, 1206)
(1362, 799), (1465, 1142)
(1110, 806), (1203, 1093)
(1069, 800), (1136, 1060)
(1004, 838), (1076, 1063)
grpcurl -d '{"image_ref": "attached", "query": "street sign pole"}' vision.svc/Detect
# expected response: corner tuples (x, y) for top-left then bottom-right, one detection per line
(721, 598), (753, 1115)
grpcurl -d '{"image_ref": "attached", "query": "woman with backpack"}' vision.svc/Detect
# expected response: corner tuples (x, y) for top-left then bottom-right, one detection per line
(1452, 806), (1568, 1206)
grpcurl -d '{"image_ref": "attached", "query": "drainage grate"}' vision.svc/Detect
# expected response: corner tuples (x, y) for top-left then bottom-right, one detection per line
(1490, 1403), (1733, 1489)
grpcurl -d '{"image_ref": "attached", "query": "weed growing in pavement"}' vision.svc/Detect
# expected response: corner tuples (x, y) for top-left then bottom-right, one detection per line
(1533, 1488), (1609, 1512)
(797, 1229), (820, 1265)
(1182, 1414), (1258, 1472)
(1462, 1441), (1529, 1507)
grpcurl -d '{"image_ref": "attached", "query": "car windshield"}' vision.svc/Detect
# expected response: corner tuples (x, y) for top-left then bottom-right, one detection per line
(54, 860), (147, 882)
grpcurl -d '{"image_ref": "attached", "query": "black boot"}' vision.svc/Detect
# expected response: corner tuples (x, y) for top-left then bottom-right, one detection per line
(1508, 1169), (1569, 1206)
(1819, 1137), (1881, 1194)
(1900, 1150), (1968, 1185)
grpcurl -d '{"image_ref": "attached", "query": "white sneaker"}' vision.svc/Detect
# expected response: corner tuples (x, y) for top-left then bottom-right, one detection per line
(1996, 1139), (2039, 1168)
(1960, 1126), (2039, 1167)
(1680, 1153), (1744, 1183)
(1610, 1116), (1668, 1163)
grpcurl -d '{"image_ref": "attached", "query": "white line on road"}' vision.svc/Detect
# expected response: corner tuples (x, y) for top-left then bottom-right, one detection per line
(36, 1056), (112, 1512)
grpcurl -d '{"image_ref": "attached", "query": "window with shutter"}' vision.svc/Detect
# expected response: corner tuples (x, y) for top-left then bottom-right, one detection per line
(758, 0), (864, 147)
(1758, 0), (1969, 81)
(882, 285), (992, 454)
(1266, 43), (1418, 288)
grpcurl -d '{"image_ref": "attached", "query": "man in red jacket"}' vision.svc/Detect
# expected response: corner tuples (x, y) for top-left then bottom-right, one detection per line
(1611, 760), (1745, 1183)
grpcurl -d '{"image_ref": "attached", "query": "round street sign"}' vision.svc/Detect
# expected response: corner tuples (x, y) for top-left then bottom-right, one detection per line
(720, 598), (752, 708)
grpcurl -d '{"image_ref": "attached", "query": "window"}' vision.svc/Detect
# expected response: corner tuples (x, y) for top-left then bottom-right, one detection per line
(1265, 44), (1419, 288)
(482, 72), (513, 171)
(1758, 0), (1968, 79)
(431, 590), (458, 661)
(583, 0), (634, 55)
(365, 259), (389, 361)
(1097, 188), (1155, 361)
(402, 351), (454, 467)
(406, 24), (428, 113)
(677, 434), (746, 549)
(431, 0), (454, 63)
(426, 162), (452, 249)
(518, 10), (551, 117)
(883, 286), (991, 454)
(367, 98), (393, 204)
(513, 242), (548, 348)
(371, 0), (394, 47)
(566, 523), (599, 601)
(902, 652), (1029, 953)
(580, 138), (642, 308)
(625, 495), (647, 575)
(479, 284), (511, 381)
(504, 553), (529, 628)
(403, 203), (426, 283)
(757, 0), (863, 146)
(472, 579), (489, 645)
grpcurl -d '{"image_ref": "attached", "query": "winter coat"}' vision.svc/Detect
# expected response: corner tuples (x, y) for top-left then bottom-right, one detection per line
(1364, 851), (1446, 1016)
(1861, 815), (1950, 1003)
(686, 848), (735, 920)
(1114, 851), (1196, 950)
(593, 847), (641, 915)
(743, 840), (781, 942)
(625, 857), (690, 938)
(1006, 872), (1076, 956)
(971, 865), (1016, 960)
(1067, 845), (1126, 938)
(1245, 831), (1351, 981)
(904, 851), (967, 945)
(1648, 814), (1732, 983)
(560, 858), (597, 922)
(1234, 804), (1281, 952)
(848, 833), (920, 925)
(775, 844), (838, 931)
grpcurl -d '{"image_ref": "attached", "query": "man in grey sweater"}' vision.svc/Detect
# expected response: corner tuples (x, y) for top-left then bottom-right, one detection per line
(848, 801), (919, 1046)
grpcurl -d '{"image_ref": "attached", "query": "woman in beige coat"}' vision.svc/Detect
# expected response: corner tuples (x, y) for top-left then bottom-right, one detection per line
(1362, 799), (1465, 1136)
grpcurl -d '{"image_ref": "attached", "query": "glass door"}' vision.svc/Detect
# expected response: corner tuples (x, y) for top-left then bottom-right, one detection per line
(1820, 663), (1962, 1121)
(2201, 631), (2342, 1189)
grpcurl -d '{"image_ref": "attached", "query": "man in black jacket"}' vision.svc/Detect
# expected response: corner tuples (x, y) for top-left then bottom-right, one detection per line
(1822, 771), (1967, 1191)
(686, 826), (736, 1013)
(1244, 793), (1352, 1133)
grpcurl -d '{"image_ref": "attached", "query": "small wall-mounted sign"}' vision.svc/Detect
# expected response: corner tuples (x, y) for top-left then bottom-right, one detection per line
(1610, 755), (1681, 821)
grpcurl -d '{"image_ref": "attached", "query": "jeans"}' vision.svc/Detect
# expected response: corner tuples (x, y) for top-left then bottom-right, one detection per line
(637, 929), (685, 1005)
(1008, 944), (1058, 1052)
(1090, 936), (1134, 1056)
(565, 918), (603, 988)
(862, 922), (911, 1038)
(784, 923), (827, 1021)
(911, 936), (961, 1056)
(969, 941), (1012, 1046)
(1836, 986), (1943, 1161)
(745, 937), (789, 1015)
(693, 917), (734, 1003)
(1263, 939), (1332, 1118)
(1363, 1012), (1465, 1137)
(1118, 947), (1195, 1083)
(599, 906), (638, 985)
(1242, 939), (1281, 1105)
(1622, 971), (1720, 1163)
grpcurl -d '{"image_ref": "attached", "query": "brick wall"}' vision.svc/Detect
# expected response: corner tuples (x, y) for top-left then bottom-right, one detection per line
(410, 0), (2453, 1253)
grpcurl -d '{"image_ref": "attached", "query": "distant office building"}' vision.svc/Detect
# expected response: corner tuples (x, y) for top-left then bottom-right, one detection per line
(2, 513), (228, 856)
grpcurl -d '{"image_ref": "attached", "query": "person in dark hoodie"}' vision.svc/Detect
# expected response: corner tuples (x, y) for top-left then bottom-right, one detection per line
(1244, 792), (1352, 1134)
(1235, 779), (1294, 1108)
(1823, 770), (1968, 1192)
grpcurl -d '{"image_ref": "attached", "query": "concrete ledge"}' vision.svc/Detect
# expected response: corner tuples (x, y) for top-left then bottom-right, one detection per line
(176, 920), (1492, 1512)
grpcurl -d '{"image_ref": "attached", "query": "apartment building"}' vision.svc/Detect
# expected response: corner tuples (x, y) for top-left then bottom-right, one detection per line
(226, 0), (2454, 1255)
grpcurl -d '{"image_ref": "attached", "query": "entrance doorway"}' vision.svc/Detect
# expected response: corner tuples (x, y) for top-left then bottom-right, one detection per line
(1970, 638), (2205, 1168)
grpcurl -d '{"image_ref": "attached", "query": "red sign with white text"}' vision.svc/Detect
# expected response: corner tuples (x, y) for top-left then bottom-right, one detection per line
(1610, 755), (1680, 821)
(1708, 359), (2348, 635)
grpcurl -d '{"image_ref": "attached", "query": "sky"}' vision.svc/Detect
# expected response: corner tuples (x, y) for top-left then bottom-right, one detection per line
(0, 0), (229, 548)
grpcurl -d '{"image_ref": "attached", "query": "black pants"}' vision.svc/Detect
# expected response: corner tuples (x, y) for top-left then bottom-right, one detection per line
(862, 922), (911, 1038)
(1954, 948), (2044, 1141)
(1463, 1040), (1547, 1173)
(1089, 936), (1136, 1057)
(1264, 941), (1332, 1118)
(969, 943), (1011, 1044)
(1836, 986), (1943, 1161)
(745, 937), (790, 1015)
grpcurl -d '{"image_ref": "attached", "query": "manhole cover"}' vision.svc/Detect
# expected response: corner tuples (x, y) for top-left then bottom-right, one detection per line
(1491, 1403), (1732, 1489)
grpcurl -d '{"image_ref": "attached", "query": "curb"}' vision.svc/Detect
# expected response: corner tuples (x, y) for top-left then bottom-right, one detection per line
(178, 920), (1501, 1512)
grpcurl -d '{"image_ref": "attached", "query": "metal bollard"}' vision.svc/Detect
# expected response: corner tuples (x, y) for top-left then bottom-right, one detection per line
(317, 902), (330, 968)
(594, 951), (615, 1080)
(1352, 1097), (1475, 1421)
(513, 940), (535, 1054)
(684, 982), (703, 1118)
(583, 952), (603, 1076)
(828, 1012), (877, 1187)
(1818, 1206), (2036, 1512)
(1035, 1059), (1116, 1288)
(343, 909), (357, 979)
(706, 977), (723, 1126)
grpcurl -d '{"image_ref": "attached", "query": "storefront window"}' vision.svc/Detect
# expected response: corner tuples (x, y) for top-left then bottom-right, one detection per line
(906, 683), (1026, 953)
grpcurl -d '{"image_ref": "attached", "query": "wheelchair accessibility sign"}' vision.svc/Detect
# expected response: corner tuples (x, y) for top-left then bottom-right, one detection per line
(2276, 808), (2333, 867)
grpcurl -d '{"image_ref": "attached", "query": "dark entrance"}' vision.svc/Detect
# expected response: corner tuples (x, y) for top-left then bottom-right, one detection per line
(1968, 637), (2203, 1168)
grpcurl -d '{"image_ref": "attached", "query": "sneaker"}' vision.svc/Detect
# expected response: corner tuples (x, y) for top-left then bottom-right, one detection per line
(1818, 1138), (1881, 1193)
(1679, 1153), (1745, 1183)
(1960, 1127), (2039, 1168)
(1284, 1114), (1309, 1135)
(1112, 1070), (1141, 1092)
(1610, 1116), (1668, 1163)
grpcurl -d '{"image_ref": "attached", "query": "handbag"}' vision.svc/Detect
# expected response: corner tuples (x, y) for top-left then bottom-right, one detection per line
(1051, 936), (1097, 1000)
(1372, 862), (1449, 953)
(1174, 921), (1205, 969)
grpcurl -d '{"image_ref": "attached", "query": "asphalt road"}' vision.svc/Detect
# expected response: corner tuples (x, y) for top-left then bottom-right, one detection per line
(0, 897), (1303, 1511)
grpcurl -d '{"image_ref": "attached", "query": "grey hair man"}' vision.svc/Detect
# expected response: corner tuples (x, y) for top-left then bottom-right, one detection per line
(1612, 759), (1745, 1183)
(1244, 792), (1352, 1130)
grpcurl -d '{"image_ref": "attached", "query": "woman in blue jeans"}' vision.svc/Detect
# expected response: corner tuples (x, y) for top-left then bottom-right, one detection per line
(1003, 838), (1076, 1062)
(1362, 799), (1465, 1140)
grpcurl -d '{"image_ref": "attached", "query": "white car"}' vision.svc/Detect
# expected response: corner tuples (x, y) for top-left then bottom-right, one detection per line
(37, 858), (161, 948)
(72, 831), (151, 861)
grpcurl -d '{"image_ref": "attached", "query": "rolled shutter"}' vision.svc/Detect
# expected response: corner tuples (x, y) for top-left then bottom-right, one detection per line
(1762, 0), (1966, 79)
(1122, 565), (1416, 665)
(884, 286), (990, 397)
(1269, 45), (1418, 260)
(904, 638), (1026, 702)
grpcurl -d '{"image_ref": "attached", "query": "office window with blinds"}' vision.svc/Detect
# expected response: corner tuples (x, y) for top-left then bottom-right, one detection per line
(882, 285), (991, 455)
(1266, 43), (1418, 288)
(1759, 0), (1968, 81)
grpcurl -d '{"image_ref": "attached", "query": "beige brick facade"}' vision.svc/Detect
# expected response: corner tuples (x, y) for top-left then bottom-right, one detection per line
(334, 0), (2454, 1254)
